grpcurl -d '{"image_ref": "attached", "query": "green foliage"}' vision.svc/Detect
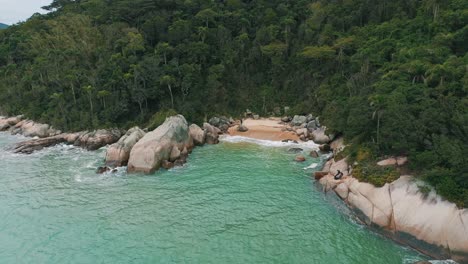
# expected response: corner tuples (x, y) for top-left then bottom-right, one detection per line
(0, 0), (466, 205)
(353, 161), (401, 188)
(147, 109), (178, 131)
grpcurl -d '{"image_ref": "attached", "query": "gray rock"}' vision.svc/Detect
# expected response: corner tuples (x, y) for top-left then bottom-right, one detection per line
(287, 148), (303, 153)
(310, 151), (319, 158)
(295, 155), (306, 162)
(306, 120), (317, 131)
(237, 124), (249, 132)
(281, 116), (292, 122)
(306, 114), (315, 122)
(291, 115), (307, 126)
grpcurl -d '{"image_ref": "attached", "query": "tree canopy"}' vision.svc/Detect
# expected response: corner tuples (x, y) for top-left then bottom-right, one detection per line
(0, 0), (466, 205)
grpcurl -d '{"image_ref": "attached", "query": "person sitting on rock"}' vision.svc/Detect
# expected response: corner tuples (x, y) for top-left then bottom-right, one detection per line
(334, 170), (344, 180)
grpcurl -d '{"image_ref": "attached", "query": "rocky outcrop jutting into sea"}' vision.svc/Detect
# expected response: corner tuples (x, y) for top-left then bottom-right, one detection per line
(105, 127), (146, 167)
(316, 139), (468, 263)
(127, 115), (195, 174)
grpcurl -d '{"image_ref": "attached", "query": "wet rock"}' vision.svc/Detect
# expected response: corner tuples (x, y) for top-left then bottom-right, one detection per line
(282, 139), (299, 144)
(310, 150), (319, 158)
(314, 171), (328, 180)
(97, 166), (111, 174)
(287, 148), (303, 153)
(162, 160), (174, 170)
(319, 144), (331, 152)
(295, 155), (306, 162)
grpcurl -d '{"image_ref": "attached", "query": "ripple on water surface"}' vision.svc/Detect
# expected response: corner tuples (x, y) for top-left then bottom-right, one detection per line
(0, 132), (430, 263)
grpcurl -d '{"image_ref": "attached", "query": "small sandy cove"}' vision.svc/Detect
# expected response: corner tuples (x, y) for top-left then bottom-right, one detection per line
(228, 118), (300, 141)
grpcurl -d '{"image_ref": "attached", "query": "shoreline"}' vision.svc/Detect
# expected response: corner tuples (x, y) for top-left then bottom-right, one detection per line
(2, 114), (467, 263)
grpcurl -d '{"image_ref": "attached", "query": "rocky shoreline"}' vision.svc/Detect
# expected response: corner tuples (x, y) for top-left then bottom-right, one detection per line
(315, 138), (468, 263)
(2, 114), (467, 263)
(0, 115), (221, 174)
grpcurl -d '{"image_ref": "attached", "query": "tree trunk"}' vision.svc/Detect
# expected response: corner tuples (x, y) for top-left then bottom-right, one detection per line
(168, 84), (174, 109)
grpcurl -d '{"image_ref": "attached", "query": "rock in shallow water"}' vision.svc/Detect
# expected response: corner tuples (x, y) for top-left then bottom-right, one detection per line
(127, 115), (194, 174)
(105, 127), (146, 167)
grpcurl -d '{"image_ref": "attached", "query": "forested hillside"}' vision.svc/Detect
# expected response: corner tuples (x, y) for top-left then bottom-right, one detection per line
(0, 0), (466, 205)
(0, 23), (8, 29)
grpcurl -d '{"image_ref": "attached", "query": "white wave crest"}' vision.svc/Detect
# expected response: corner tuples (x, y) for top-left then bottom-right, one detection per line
(220, 135), (319, 150)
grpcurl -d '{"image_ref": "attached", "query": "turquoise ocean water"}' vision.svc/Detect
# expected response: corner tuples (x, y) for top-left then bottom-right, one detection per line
(0, 133), (429, 263)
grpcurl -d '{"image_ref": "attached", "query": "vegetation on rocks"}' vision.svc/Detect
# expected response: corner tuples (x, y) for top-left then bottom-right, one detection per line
(0, 0), (466, 205)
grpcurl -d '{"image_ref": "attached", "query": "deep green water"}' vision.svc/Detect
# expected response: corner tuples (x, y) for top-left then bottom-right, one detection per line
(0, 133), (429, 264)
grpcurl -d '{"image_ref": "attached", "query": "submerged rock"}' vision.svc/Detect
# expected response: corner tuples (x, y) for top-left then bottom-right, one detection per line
(13, 132), (83, 154)
(295, 155), (306, 162)
(310, 150), (319, 158)
(127, 115), (194, 174)
(287, 147), (303, 153)
(105, 127), (146, 167)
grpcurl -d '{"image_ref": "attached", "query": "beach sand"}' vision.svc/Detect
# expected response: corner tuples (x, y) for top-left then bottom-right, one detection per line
(228, 118), (300, 141)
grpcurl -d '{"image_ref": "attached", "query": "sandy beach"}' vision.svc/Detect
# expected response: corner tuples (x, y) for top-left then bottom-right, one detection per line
(228, 118), (300, 141)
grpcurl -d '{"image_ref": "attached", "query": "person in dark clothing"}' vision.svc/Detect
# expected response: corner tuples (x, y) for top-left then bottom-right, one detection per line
(334, 170), (344, 180)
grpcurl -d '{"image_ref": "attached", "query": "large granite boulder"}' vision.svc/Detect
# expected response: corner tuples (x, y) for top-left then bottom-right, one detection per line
(127, 115), (193, 173)
(74, 129), (122, 151)
(105, 127), (146, 167)
(203, 123), (220, 144)
(189, 124), (205, 146)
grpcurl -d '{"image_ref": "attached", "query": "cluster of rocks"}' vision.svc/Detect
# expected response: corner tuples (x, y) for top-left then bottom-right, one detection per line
(281, 114), (332, 144)
(2, 115), (220, 174)
(315, 138), (468, 263)
(0, 116), (124, 154)
(126, 116), (220, 173)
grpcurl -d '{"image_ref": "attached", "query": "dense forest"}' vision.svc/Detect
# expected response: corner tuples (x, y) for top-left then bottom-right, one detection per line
(0, 0), (466, 205)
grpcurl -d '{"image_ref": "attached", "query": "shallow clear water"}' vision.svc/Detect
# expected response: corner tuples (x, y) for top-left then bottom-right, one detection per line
(0, 132), (428, 263)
